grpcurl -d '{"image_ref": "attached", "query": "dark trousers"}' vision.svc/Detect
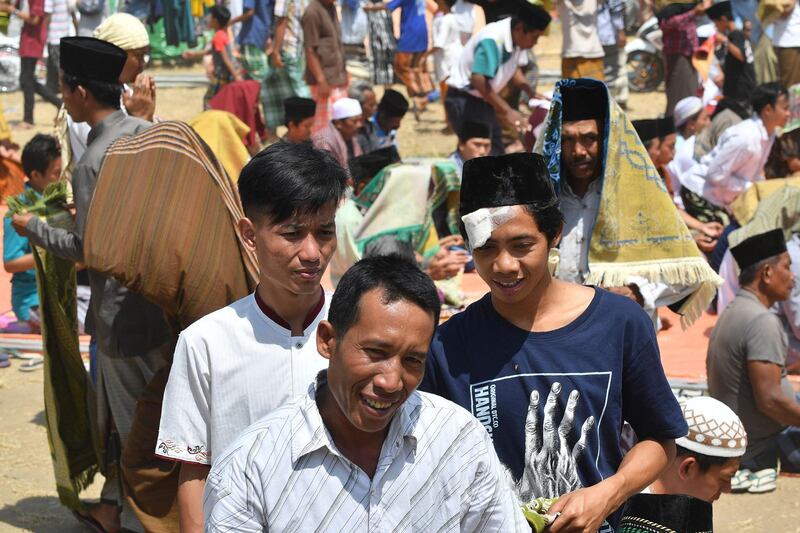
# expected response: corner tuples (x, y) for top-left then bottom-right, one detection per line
(46, 43), (60, 94)
(20, 56), (61, 124)
(444, 88), (504, 155)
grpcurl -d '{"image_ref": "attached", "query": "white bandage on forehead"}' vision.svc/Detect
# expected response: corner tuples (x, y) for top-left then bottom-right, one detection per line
(461, 206), (515, 249)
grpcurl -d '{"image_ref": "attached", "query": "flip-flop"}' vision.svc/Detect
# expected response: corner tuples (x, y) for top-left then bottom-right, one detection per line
(71, 510), (108, 533)
(731, 468), (753, 492)
(0, 354), (9, 368)
(18, 357), (43, 372)
(748, 468), (778, 493)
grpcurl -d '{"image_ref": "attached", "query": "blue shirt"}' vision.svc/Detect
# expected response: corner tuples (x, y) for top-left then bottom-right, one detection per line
(3, 189), (39, 320)
(421, 289), (687, 527)
(387, 0), (427, 53)
(238, 0), (274, 48)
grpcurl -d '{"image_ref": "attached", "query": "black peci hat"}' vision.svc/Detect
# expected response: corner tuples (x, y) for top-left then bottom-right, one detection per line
(60, 36), (127, 84)
(731, 228), (787, 271)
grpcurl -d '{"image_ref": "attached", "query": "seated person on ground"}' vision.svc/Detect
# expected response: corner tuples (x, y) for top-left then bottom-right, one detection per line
(312, 97), (363, 168)
(203, 256), (527, 531)
(356, 89), (409, 154)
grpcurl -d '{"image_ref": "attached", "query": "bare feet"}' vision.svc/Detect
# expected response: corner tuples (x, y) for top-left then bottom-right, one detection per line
(16, 121), (33, 130)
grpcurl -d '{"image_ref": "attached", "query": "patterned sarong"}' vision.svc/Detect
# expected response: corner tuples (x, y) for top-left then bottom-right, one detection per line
(84, 122), (259, 529)
(535, 78), (722, 327)
(241, 44), (269, 81)
(262, 53), (310, 131)
(6, 182), (100, 511)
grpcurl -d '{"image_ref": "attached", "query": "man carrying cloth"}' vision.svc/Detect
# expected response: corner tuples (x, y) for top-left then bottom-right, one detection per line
(12, 37), (172, 533)
(421, 152), (688, 532)
(445, 1), (550, 155)
(204, 256), (528, 531)
(535, 78), (722, 326)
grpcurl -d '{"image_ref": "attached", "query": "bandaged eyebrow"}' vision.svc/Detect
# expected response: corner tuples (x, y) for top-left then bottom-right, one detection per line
(461, 206), (515, 249)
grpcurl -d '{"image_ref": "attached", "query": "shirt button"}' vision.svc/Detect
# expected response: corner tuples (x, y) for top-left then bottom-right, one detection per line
(295, 342), (303, 349)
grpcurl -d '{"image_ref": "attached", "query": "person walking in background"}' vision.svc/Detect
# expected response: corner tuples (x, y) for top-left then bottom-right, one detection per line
(302, 0), (348, 133)
(184, 6), (241, 108)
(365, 0), (396, 85)
(598, 0), (628, 108)
(431, 0), (461, 107)
(659, 0), (710, 115)
(44, 0), (71, 94)
(707, 0), (756, 103)
(230, 0), (273, 82)
(0, 0), (62, 128)
(558, 0), (605, 80)
(773, 0), (800, 89)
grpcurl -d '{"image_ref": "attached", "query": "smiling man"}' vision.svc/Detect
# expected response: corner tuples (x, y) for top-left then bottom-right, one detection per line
(421, 152), (688, 532)
(203, 256), (526, 531)
(155, 141), (348, 533)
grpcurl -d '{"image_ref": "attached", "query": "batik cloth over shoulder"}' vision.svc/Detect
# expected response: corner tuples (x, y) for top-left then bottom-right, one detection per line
(534, 78), (721, 327)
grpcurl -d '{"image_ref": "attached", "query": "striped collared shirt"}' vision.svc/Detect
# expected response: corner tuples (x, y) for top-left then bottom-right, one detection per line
(204, 375), (527, 532)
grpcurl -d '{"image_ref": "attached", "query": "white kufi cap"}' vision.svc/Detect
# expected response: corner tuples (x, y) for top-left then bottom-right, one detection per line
(331, 98), (362, 121)
(676, 396), (747, 458)
(673, 96), (704, 128)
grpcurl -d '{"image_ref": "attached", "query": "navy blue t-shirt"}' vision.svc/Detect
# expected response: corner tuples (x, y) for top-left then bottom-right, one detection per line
(421, 288), (687, 529)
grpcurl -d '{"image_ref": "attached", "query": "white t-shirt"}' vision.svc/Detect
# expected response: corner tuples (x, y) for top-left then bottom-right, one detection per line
(773, 1), (800, 48)
(432, 12), (462, 82)
(155, 291), (331, 465)
(557, 0), (604, 59)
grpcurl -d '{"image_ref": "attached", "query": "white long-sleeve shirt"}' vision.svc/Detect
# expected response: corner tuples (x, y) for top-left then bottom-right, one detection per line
(683, 116), (775, 209)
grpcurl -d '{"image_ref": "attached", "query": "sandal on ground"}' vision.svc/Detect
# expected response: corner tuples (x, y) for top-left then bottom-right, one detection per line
(730, 468), (753, 492)
(18, 356), (43, 372)
(747, 468), (778, 493)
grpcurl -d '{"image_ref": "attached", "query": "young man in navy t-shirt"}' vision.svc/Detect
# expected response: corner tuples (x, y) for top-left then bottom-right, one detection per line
(420, 153), (688, 532)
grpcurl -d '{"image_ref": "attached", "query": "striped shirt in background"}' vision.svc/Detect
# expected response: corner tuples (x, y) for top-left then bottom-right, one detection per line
(273, 0), (309, 60)
(44, 0), (71, 44)
(204, 373), (528, 532)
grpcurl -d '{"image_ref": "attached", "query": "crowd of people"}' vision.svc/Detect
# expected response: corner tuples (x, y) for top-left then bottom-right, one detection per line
(1, 0), (800, 531)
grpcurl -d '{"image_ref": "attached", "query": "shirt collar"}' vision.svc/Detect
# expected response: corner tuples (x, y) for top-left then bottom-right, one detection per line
(501, 17), (515, 54)
(751, 116), (771, 141)
(290, 371), (422, 464)
(87, 110), (127, 146)
(253, 287), (326, 333)
(560, 176), (601, 199)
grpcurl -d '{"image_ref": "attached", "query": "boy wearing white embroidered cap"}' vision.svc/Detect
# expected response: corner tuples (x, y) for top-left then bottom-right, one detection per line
(649, 396), (747, 503)
(312, 97), (364, 168)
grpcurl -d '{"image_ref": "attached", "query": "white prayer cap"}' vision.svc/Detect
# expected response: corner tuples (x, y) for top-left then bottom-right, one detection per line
(673, 97), (704, 127)
(676, 396), (747, 458)
(332, 98), (362, 121)
(93, 13), (150, 51)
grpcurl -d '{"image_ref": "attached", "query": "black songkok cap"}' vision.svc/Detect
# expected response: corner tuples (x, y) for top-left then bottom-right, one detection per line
(284, 97), (316, 122)
(706, 0), (732, 20)
(657, 116), (676, 138)
(349, 146), (401, 187)
(618, 494), (713, 533)
(515, 2), (552, 31)
(60, 36), (126, 84)
(561, 83), (607, 122)
(632, 119), (660, 143)
(458, 120), (491, 142)
(460, 153), (557, 218)
(378, 89), (409, 118)
(731, 228), (787, 271)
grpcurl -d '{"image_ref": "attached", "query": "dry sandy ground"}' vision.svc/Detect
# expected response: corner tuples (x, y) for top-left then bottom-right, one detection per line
(2, 27), (800, 533)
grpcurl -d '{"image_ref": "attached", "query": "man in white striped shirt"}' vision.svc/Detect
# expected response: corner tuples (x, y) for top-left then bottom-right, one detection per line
(204, 256), (528, 532)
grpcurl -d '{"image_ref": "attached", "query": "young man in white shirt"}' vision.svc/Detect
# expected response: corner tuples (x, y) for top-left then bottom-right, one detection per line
(204, 256), (528, 532)
(683, 83), (791, 210)
(155, 141), (348, 532)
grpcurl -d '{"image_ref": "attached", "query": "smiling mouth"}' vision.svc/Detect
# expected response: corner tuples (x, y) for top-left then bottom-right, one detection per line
(361, 394), (395, 411)
(494, 279), (524, 289)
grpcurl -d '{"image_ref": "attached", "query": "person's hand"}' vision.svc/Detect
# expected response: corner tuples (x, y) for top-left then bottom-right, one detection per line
(616, 29), (626, 47)
(605, 284), (644, 306)
(426, 246), (470, 280)
(694, 0), (712, 14)
(123, 73), (156, 121)
(699, 221), (723, 239)
(181, 50), (193, 60)
(11, 213), (33, 236)
(693, 231), (718, 253)
(234, 71), (244, 82)
(0, 4), (14, 14)
(317, 80), (331, 100)
(271, 49), (284, 68)
(516, 383), (594, 502)
(264, 36), (273, 56)
(547, 478), (622, 533)
(504, 108), (530, 134)
(438, 234), (465, 249)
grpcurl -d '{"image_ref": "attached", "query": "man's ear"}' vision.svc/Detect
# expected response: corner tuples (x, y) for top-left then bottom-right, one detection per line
(550, 220), (564, 249)
(238, 217), (257, 251)
(316, 320), (336, 361)
(677, 456), (699, 480)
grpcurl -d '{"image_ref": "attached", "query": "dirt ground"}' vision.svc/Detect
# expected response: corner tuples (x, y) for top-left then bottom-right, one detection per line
(1, 25), (800, 533)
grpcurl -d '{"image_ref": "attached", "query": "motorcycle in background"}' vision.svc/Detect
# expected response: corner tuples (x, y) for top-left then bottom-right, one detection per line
(625, 17), (664, 92)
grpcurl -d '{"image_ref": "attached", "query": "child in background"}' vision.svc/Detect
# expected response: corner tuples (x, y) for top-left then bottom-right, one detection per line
(2, 134), (61, 334)
(184, 5), (241, 107)
(430, 0), (460, 130)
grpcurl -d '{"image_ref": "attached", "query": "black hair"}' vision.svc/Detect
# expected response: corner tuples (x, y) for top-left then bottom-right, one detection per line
(238, 140), (348, 223)
(329, 255), (441, 340)
(210, 5), (231, 26)
(675, 445), (733, 473)
(751, 82), (788, 115)
(738, 255), (781, 287)
(21, 134), (60, 177)
(509, 15), (539, 33)
(707, 3), (732, 20)
(62, 71), (122, 109)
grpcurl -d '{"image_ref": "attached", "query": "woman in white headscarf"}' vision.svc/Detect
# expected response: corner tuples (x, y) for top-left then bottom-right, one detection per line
(57, 13), (155, 178)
